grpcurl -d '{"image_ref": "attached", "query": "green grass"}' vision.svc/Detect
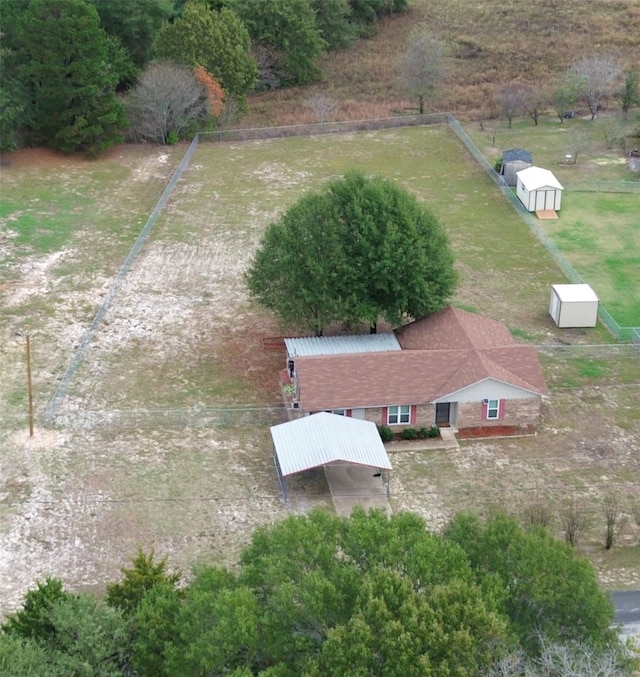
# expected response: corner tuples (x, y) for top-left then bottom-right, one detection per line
(465, 118), (640, 329)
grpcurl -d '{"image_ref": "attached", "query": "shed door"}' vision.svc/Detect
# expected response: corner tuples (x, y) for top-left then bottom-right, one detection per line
(545, 190), (556, 210)
(535, 190), (546, 210)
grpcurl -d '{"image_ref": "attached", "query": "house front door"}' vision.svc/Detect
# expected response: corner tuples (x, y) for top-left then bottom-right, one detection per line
(435, 402), (450, 426)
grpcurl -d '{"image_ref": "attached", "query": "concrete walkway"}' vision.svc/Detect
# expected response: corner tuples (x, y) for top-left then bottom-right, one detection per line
(324, 463), (392, 517)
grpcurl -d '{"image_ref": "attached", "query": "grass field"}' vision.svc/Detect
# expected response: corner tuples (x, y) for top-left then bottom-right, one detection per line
(0, 124), (639, 617)
(465, 117), (640, 329)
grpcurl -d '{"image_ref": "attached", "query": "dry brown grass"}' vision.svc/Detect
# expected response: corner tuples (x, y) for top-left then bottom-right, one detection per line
(241, 0), (640, 126)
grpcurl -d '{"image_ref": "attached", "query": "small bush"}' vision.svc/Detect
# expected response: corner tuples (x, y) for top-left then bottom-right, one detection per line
(377, 425), (394, 442)
(401, 427), (418, 440)
(427, 425), (440, 438)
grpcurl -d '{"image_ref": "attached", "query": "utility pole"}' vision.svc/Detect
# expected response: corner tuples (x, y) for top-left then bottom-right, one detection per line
(26, 334), (34, 437)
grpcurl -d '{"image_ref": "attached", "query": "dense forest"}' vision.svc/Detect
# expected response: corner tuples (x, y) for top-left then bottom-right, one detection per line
(0, 0), (407, 154)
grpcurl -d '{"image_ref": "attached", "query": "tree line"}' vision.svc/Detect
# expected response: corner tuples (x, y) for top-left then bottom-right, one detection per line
(1, 509), (635, 676)
(0, 0), (408, 155)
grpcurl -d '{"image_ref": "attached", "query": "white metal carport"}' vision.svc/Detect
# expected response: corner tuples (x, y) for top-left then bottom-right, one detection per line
(270, 412), (393, 515)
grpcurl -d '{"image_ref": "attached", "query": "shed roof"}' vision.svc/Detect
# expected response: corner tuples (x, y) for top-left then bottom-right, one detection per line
(516, 166), (564, 191)
(552, 283), (599, 303)
(285, 333), (400, 357)
(503, 148), (532, 163)
(271, 412), (392, 477)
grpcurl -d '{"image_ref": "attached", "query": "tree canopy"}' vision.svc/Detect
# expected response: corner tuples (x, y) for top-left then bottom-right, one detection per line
(153, 1), (257, 105)
(245, 172), (458, 335)
(13, 0), (128, 155)
(1, 510), (627, 676)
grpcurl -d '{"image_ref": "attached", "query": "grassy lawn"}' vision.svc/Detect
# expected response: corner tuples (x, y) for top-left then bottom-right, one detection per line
(465, 117), (640, 330)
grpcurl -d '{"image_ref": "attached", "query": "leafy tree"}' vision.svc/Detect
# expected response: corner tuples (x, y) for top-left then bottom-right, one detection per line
(620, 68), (639, 119)
(443, 512), (617, 656)
(2, 580), (128, 675)
(194, 65), (225, 117)
(348, 0), (408, 37)
(130, 582), (183, 677)
(154, 2), (256, 105)
(245, 172), (457, 335)
(234, 0), (326, 86)
(126, 60), (212, 143)
(164, 568), (260, 676)
(550, 72), (583, 124)
(88, 0), (174, 71)
(240, 509), (508, 675)
(2, 577), (70, 641)
(0, 44), (28, 152)
(15, 0), (128, 156)
(106, 546), (180, 616)
(310, 0), (357, 51)
(399, 28), (447, 114)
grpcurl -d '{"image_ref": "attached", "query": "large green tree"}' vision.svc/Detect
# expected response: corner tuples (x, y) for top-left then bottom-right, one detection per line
(234, 0), (326, 86)
(2, 579), (128, 675)
(154, 1), (256, 104)
(444, 512), (618, 656)
(245, 172), (458, 335)
(88, 0), (174, 71)
(15, 0), (128, 155)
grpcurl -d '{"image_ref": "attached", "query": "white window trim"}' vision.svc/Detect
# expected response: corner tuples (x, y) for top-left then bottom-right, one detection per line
(388, 404), (411, 425)
(487, 399), (500, 420)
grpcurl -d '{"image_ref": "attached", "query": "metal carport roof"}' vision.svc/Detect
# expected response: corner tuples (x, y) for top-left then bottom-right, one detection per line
(270, 412), (392, 477)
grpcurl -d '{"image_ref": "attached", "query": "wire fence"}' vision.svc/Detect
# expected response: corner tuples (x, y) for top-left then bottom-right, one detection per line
(563, 179), (640, 193)
(200, 113), (450, 143)
(50, 406), (287, 431)
(43, 135), (201, 427)
(42, 114), (639, 428)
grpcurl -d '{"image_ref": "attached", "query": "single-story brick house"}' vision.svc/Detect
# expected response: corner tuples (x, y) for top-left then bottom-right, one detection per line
(284, 307), (548, 434)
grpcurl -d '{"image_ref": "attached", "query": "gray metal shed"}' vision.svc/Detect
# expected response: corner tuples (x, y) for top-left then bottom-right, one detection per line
(549, 284), (599, 328)
(270, 412), (392, 502)
(501, 148), (532, 187)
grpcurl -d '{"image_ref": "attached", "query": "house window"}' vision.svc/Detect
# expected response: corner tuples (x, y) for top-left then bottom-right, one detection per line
(486, 399), (500, 419)
(388, 405), (410, 425)
(333, 409), (346, 416)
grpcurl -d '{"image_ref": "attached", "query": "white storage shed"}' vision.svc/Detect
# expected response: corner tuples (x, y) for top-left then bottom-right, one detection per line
(549, 284), (599, 328)
(516, 166), (564, 212)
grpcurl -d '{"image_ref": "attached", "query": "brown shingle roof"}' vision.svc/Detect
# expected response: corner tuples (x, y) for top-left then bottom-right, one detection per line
(395, 306), (514, 350)
(294, 307), (548, 412)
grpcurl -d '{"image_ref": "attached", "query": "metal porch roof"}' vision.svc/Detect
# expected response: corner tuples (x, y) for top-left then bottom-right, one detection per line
(271, 412), (392, 477)
(285, 333), (400, 357)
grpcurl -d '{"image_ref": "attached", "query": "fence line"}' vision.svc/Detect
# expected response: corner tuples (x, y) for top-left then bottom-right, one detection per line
(564, 179), (640, 194)
(43, 135), (201, 427)
(200, 113), (450, 143)
(49, 405), (287, 430)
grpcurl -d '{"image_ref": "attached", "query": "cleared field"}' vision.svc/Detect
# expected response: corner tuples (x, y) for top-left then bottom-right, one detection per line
(0, 126), (639, 617)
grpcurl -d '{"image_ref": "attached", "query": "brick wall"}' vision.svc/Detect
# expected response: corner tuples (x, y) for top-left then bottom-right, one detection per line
(457, 398), (540, 429)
